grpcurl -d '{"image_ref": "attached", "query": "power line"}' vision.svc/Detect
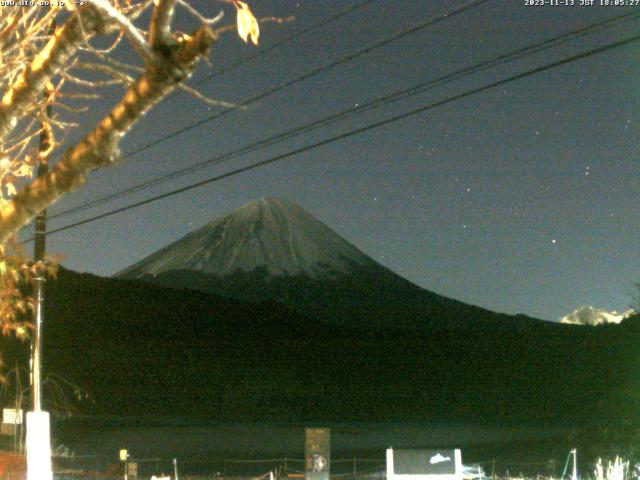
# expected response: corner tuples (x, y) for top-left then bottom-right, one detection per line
(117, 0), (492, 160)
(45, 0), (380, 164)
(24, 30), (640, 242)
(48, 9), (640, 221)
(46, 0), (492, 219)
(192, 0), (381, 86)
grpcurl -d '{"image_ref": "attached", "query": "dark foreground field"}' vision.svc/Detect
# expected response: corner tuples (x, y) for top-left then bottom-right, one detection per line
(52, 419), (638, 477)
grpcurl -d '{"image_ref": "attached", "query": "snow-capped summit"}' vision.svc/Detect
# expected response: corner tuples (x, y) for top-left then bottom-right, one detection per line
(117, 197), (377, 279)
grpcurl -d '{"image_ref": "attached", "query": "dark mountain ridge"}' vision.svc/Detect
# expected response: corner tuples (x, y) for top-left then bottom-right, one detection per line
(17, 267), (638, 428)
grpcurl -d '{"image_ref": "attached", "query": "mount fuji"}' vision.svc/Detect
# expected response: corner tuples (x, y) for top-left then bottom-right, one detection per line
(117, 197), (376, 279)
(117, 197), (542, 330)
(6, 198), (634, 428)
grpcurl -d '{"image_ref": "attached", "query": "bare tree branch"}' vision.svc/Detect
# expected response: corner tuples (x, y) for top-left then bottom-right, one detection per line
(177, 0), (224, 26)
(0, 7), (105, 141)
(0, 25), (216, 243)
(88, 0), (156, 65)
(178, 82), (243, 109)
(149, 0), (177, 48)
(72, 62), (136, 86)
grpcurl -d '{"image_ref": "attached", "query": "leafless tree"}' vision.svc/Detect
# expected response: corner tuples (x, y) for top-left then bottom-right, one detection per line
(0, 0), (261, 338)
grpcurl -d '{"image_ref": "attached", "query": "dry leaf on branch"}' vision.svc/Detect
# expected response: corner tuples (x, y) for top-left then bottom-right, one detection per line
(233, 0), (259, 46)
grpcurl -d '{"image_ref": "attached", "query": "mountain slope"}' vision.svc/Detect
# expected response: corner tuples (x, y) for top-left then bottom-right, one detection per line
(95, 197), (640, 426)
(116, 198), (544, 330)
(24, 268), (640, 426)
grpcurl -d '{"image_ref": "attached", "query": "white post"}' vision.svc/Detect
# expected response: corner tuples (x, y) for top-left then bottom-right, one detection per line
(28, 63), (54, 480)
(571, 448), (578, 480)
(26, 411), (52, 480)
(173, 457), (179, 480)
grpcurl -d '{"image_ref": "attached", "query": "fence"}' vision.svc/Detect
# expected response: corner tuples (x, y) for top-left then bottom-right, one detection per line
(49, 455), (386, 480)
(48, 453), (634, 480)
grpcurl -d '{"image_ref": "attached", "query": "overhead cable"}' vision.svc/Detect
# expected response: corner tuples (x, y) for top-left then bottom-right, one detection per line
(23, 30), (640, 242)
(48, 10), (640, 221)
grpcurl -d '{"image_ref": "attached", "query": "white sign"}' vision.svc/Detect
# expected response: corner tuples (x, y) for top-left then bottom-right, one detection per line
(2, 408), (23, 425)
(386, 448), (463, 480)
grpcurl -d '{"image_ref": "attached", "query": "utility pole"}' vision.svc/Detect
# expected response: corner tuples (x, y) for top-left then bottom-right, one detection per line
(26, 38), (54, 480)
(32, 116), (48, 410)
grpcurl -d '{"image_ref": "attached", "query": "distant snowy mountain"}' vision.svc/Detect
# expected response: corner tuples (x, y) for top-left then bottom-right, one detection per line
(117, 197), (545, 330)
(117, 197), (376, 279)
(560, 306), (635, 325)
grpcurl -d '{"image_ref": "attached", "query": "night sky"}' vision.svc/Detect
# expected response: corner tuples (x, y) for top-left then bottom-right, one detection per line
(23, 0), (640, 322)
